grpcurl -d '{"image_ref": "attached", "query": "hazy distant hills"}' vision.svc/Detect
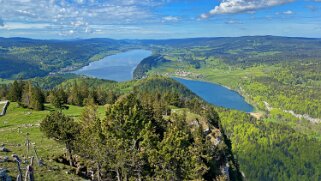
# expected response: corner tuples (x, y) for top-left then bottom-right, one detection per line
(1, 36), (321, 79)
(0, 37), (127, 79)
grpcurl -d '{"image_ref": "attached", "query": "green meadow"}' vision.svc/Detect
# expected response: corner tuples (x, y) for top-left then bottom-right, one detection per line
(0, 102), (106, 180)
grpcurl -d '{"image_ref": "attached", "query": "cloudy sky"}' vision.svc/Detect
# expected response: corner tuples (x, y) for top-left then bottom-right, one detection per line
(0, 0), (320, 39)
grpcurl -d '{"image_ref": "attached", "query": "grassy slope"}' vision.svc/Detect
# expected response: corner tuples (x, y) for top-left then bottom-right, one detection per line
(0, 101), (224, 180)
(0, 102), (106, 180)
(151, 61), (267, 88)
(0, 78), (13, 84)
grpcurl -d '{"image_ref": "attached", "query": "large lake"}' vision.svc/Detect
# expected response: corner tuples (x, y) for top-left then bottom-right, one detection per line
(74, 49), (253, 112)
(73, 49), (152, 82)
(174, 77), (254, 112)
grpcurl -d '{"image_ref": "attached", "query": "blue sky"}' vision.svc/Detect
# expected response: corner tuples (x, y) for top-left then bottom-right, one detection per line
(0, 0), (320, 39)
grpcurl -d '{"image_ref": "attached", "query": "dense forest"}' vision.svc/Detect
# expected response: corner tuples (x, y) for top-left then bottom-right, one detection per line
(0, 76), (242, 180)
(134, 36), (321, 180)
(0, 78), (119, 108)
(218, 109), (321, 180)
(133, 55), (170, 79)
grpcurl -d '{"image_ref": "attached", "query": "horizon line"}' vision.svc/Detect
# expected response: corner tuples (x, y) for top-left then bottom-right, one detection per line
(1, 35), (321, 41)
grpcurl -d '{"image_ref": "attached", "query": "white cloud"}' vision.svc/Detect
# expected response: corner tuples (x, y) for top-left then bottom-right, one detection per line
(275, 10), (294, 15)
(283, 10), (294, 15)
(162, 16), (179, 23)
(2, 22), (50, 30)
(0, 0), (168, 36)
(201, 0), (295, 18)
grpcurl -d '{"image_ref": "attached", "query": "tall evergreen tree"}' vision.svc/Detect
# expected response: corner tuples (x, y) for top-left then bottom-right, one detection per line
(103, 94), (156, 180)
(30, 86), (44, 110)
(21, 81), (32, 107)
(0, 84), (8, 99)
(40, 111), (80, 166)
(77, 102), (106, 180)
(8, 80), (22, 102)
(68, 81), (82, 106)
(49, 88), (67, 109)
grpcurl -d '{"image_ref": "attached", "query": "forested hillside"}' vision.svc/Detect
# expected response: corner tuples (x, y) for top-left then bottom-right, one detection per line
(139, 36), (321, 118)
(133, 55), (170, 79)
(218, 109), (321, 180)
(133, 36), (321, 180)
(0, 76), (241, 180)
(1, 36), (321, 180)
(0, 38), (132, 79)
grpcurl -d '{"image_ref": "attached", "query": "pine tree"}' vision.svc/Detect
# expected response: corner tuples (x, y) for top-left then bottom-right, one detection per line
(106, 90), (117, 104)
(152, 118), (192, 180)
(40, 111), (80, 166)
(21, 81), (32, 107)
(8, 80), (22, 102)
(68, 81), (82, 106)
(103, 94), (156, 180)
(96, 87), (106, 105)
(0, 84), (8, 99)
(49, 88), (67, 109)
(79, 80), (89, 100)
(30, 86), (44, 110)
(77, 102), (106, 180)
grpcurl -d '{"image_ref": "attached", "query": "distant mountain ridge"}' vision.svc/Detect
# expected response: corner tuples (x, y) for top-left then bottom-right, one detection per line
(1, 35), (321, 79)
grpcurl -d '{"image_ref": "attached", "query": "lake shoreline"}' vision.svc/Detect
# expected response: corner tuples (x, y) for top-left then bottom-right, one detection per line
(173, 77), (254, 113)
(72, 49), (152, 82)
(172, 76), (261, 114)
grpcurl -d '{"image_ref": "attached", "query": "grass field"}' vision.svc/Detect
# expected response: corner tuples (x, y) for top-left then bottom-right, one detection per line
(148, 60), (275, 89)
(0, 102), (106, 180)
(0, 78), (13, 84)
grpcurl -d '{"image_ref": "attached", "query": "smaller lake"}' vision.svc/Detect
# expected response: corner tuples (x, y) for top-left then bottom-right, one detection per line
(174, 77), (254, 112)
(73, 49), (152, 82)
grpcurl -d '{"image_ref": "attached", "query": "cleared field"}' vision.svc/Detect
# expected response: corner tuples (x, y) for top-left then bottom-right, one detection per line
(0, 102), (106, 180)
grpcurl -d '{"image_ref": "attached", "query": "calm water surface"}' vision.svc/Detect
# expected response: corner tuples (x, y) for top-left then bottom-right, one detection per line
(73, 49), (152, 82)
(73, 50), (253, 112)
(174, 77), (254, 112)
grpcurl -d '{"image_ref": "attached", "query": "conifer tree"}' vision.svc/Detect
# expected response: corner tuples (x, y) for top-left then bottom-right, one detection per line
(30, 86), (44, 110)
(77, 101), (106, 180)
(0, 84), (8, 99)
(80, 81), (89, 99)
(68, 81), (82, 106)
(8, 80), (22, 102)
(40, 111), (80, 166)
(21, 81), (32, 107)
(49, 88), (67, 109)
